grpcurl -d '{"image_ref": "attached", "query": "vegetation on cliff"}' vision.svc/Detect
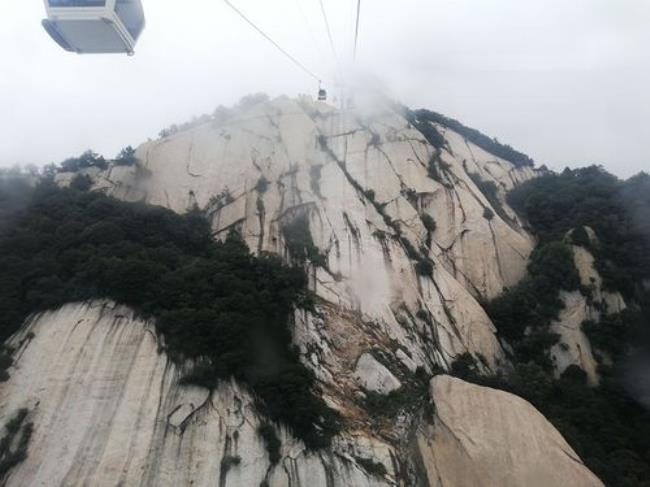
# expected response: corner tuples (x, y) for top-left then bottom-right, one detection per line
(508, 166), (650, 298)
(486, 241), (580, 369)
(475, 166), (650, 486)
(410, 109), (535, 168)
(0, 408), (32, 478)
(0, 178), (338, 449)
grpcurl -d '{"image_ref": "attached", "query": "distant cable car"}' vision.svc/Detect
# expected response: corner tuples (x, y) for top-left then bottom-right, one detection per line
(318, 82), (327, 102)
(42, 0), (145, 55)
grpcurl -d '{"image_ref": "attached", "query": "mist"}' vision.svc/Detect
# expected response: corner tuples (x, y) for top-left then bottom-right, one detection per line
(1, 0), (649, 177)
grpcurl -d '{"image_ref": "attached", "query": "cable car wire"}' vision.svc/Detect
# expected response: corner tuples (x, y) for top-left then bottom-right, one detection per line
(353, 0), (361, 61)
(223, 0), (321, 81)
(317, 0), (340, 70)
(294, 0), (328, 67)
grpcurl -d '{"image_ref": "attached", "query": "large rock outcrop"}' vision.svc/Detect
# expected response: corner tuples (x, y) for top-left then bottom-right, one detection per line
(0, 302), (397, 487)
(60, 96), (536, 377)
(417, 375), (603, 487)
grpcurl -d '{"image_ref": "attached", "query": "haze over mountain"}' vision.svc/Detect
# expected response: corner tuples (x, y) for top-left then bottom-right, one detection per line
(0, 95), (648, 486)
(1, 0), (649, 177)
(1, 3), (649, 486)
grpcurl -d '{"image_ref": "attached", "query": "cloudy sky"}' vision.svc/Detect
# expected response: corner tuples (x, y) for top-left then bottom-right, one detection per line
(1, 0), (648, 177)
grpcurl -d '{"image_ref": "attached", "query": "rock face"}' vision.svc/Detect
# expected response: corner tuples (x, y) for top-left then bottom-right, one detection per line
(417, 376), (604, 487)
(1, 303), (603, 487)
(65, 96), (537, 376)
(0, 302), (396, 487)
(14, 97), (604, 485)
(430, 124), (537, 298)
(551, 233), (626, 384)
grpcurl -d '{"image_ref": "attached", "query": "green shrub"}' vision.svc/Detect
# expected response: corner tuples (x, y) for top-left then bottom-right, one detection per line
(488, 242), (578, 339)
(70, 174), (92, 191)
(401, 188), (417, 205)
(355, 457), (387, 477)
(412, 109), (534, 168)
(0, 348), (12, 383)
(415, 259), (434, 277)
(415, 309), (430, 321)
(258, 422), (281, 464)
(426, 155), (445, 183)
(0, 173), (34, 230)
(404, 110), (446, 149)
(486, 241), (577, 369)
(114, 146), (137, 166)
(281, 214), (328, 268)
(0, 408), (33, 477)
(364, 189), (376, 202)
(369, 133), (381, 147)
(365, 368), (432, 419)
(583, 309), (644, 361)
(570, 226), (591, 248)
(208, 188), (235, 210)
(220, 455), (241, 473)
(421, 213), (436, 233)
(317, 135), (328, 151)
(560, 364), (588, 384)
(309, 165), (323, 198)
(58, 150), (107, 173)
(449, 353), (480, 379)
(255, 177), (270, 193)
(468, 173), (514, 225)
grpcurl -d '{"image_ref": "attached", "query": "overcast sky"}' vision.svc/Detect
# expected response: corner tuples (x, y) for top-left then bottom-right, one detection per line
(0, 0), (648, 177)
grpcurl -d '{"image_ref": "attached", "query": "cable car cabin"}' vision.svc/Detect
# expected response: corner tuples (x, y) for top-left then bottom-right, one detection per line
(42, 0), (145, 55)
(318, 88), (327, 101)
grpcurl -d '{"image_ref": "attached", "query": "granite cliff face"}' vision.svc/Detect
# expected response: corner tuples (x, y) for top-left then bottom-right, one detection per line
(0, 303), (603, 487)
(71, 96), (537, 373)
(2, 97), (606, 485)
(1, 302), (397, 486)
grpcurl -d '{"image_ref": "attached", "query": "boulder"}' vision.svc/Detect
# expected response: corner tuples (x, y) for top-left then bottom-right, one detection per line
(418, 375), (603, 487)
(354, 353), (402, 394)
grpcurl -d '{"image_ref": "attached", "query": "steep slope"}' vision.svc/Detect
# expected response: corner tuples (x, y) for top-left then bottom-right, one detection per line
(2, 96), (609, 486)
(430, 123), (537, 298)
(63, 96), (536, 375)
